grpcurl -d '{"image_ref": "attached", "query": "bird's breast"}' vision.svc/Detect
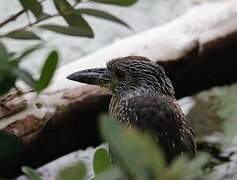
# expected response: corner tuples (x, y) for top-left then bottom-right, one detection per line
(109, 96), (136, 127)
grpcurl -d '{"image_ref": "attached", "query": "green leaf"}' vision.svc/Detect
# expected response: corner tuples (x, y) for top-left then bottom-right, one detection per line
(22, 166), (42, 180)
(6, 29), (40, 40)
(0, 42), (9, 61)
(19, 0), (43, 19)
(89, 0), (137, 6)
(39, 24), (94, 37)
(0, 74), (16, 95)
(59, 162), (86, 180)
(94, 167), (124, 180)
(53, 0), (73, 14)
(75, 8), (130, 29)
(0, 75), (16, 95)
(0, 42), (38, 94)
(162, 156), (189, 180)
(160, 153), (210, 180)
(35, 51), (58, 92)
(0, 42), (16, 95)
(100, 115), (165, 180)
(0, 131), (23, 158)
(184, 153), (210, 179)
(64, 13), (94, 33)
(93, 148), (112, 175)
(53, 0), (94, 36)
(0, 60), (11, 71)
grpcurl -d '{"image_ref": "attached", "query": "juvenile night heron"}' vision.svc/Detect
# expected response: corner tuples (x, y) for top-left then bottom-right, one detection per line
(67, 56), (196, 162)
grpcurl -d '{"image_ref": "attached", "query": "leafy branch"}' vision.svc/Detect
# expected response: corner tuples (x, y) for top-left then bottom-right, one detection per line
(0, 0), (137, 96)
(0, 0), (47, 28)
(0, 0), (136, 40)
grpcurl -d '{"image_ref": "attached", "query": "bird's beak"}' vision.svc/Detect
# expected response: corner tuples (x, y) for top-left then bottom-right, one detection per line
(67, 68), (111, 87)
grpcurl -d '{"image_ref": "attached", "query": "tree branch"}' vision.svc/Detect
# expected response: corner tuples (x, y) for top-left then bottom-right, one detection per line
(0, 0), (47, 28)
(0, 10), (24, 28)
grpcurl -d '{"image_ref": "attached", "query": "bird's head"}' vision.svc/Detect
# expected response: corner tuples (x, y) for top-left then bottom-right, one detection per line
(67, 56), (175, 97)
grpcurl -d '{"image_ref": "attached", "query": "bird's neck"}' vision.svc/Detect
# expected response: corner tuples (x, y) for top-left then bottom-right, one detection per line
(112, 81), (175, 99)
(113, 87), (158, 99)
(109, 88), (163, 124)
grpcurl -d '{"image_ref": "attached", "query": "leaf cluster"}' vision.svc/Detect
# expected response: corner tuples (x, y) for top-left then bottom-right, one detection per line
(0, 0), (137, 95)
(2, 0), (136, 40)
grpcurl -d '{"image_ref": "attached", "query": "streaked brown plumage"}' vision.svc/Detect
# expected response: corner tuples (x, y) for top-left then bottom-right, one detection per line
(67, 56), (196, 163)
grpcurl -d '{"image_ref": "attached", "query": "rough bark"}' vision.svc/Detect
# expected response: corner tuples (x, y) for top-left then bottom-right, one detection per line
(1, 0), (237, 178)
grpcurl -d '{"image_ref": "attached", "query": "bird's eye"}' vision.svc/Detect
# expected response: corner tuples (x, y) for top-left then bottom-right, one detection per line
(114, 69), (125, 79)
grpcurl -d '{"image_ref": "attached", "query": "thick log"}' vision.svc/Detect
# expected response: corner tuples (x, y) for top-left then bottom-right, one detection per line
(0, 86), (111, 177)
(158, 29), (237, 98)
(1, 0), (237, 178)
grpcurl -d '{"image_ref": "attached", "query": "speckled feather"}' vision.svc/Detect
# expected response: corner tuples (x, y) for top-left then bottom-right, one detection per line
(110, 94), (196, 162)
(108, 56), (196, 162)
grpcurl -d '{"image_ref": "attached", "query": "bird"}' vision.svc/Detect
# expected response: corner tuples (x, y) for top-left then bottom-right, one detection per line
(67, 56), (196, 163)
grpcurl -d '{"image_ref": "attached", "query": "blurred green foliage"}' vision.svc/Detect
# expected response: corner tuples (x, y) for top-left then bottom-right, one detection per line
(95, 115), (210, 180)
(58, 162), (86, 180)
(20, 115), (210, 180)
(93, 148), (112, 175)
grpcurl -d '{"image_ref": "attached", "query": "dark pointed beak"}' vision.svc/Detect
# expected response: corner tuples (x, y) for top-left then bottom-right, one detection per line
(67, 68), (111, 86)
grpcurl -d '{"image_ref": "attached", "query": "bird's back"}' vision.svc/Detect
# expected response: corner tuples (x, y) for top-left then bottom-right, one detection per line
(110, 94), (196, 163)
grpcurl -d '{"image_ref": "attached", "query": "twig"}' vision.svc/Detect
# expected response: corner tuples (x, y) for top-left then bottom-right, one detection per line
(0, 14), (59, 38)
(0, 10), (24, 28)
(0, 0), (47, 28)
(26, 14), (59, 28)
